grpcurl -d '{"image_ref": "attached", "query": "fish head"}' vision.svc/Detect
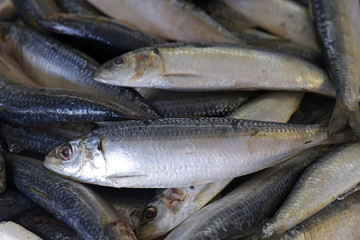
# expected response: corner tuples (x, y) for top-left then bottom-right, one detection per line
(93, 47), (163, 86)
(44, 135), (107, 181)
(136, 198), (174, 239)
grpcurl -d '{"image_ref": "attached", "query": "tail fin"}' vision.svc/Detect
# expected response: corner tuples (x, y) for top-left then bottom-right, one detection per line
(328, 100), (360, 138)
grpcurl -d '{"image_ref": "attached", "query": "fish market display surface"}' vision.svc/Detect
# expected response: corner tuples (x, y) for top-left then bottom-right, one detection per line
(93, 43), (334, 95)
(45, 118), (334, 188)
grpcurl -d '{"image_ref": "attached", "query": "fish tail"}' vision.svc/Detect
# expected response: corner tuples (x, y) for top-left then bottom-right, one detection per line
(328, 99), (360, 138)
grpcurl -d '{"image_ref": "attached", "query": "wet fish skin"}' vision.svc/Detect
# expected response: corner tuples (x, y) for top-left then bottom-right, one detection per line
(45, 117), (338, 188)
(15, 210), (80, 240)
(11, 0), (60, 28)
(56, 0), (102, 15)
(6, 153), (137, 240)
(262, 142), (360, 239)
(0, 23), (160, 119)
(86, 0), (241, 43)
(165, 146), (331, 240)
(143, 90), (252, 117)
(93, 43), (334, 96)
(136, 91), (303, 239)
(0, 189), (39, 222)
(38, 13), (163, 55)
(0, 125), (67, 155)
(280, 191), (360, 240)
(310, 0), (360, 136)
(0, 77), (128, 125)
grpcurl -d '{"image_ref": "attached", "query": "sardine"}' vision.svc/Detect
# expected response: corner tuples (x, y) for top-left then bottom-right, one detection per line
(86, 0), (241, 43)
(0, 23), (160, 119)
(38, 13), (163, 56)
(11, 0), (60, 28)
(165, 146), (331, 240)
(310, 0), (360, 136)
(262, 142), (360, 239)
(0, 76), (130, 125)
(93, 43), (334, 95)
(222, 0), (320, 51)
(6, 153), (137, 240)
(56, 0), (102, 15)
(136, 91), (303, 239)
(44, 117), (348, 188)
(280, 191), (360, 240)
(142, 90), (252, 117)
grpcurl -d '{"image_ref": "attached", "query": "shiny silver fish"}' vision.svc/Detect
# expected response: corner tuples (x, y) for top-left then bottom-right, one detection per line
(263, 142), (360, 239)
(44, 117), (345, 188)
(93, 43), (334, 95)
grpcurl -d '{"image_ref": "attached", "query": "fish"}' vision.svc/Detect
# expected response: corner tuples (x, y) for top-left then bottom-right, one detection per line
(38, 13), (163, 55)
(0, 23), (160, 119)
(0, 124), (67, 155)
(141, 89), (252, 117)
(93, 43), (334, 95)
(0, 76), (130, 125)
(0, 145), (5, 193)
(136, 91), (303, 239)
(56, 0), (102, 15)
(310, 0), (360, 137)
(15, 210), (80, 240)
(11, 0), (60, 28)
(44, 117), (350, 188)
(0, 221), (43, 240)
(280, 191), (360, 240)
(6, 153), (137, 240)
(86, 0), (241, 43)
(262, 142), (360, 239)
(165, 146), (331, 240)
(222, 0), (320, 51)
(0, 189), (40, 221)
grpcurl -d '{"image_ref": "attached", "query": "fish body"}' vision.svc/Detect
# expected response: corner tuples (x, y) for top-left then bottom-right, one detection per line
(165, 147), (331, 240)
(56, 0), (102, 15)
(0, 23), (159, 119)
(38, 14), (163, 55)
(93, 43), (334, 95)
(6, 153), (136, 240)
(0, 221), (43, 240)
(263, 142), (360, 239)
(136, 91), (303, 239)
(310, 0), (360, 135)
(45, 118), (335, 188)
(86, 0), (240, 43)
(280, 191), (360, 240)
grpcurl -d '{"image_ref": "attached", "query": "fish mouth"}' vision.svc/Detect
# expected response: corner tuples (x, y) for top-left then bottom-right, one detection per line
(44, 149), (64, 174)
(92, 63), (118, 83)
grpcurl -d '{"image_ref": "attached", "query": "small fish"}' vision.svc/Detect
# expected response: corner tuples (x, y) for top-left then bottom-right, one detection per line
(262, 142), (360, 239)
(45, 117), (349, 188)
(280, 191), (360, 240)
(222, 0), (320, 51)
(6, 153), (137, 240)
(310, 0), (360, 136)
(86, 0), (241, 43)
(93, 43), (334, 95)
(165, 146), (331, 240)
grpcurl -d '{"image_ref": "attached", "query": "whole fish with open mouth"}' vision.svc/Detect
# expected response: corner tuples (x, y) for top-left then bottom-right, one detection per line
(0, 23), (159, 119)
(44, 117), (350, 188)
(6, 153), (137, 240)
(262, 142), (360, 239)
(93, 43), (334, 95)
(136, 91), (303, 239)
(310, 0), (360, 136)
(86, 0), (240, 43)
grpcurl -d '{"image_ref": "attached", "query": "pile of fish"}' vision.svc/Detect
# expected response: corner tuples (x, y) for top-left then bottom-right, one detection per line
(1, 0), (360, 239)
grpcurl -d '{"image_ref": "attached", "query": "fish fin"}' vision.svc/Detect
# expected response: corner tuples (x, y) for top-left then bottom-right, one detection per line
(337, 182), (360, 200)
(321, 128), (357, 145)
(162, 71), (201, 77)
(328, 100), (360, 138)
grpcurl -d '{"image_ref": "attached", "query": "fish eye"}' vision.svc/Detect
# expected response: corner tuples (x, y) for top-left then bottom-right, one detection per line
(58, 143), (73, 161)
(27, 216), (49, 226)
(142, 206), (157, 222)
(114, 56), (125, 65)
